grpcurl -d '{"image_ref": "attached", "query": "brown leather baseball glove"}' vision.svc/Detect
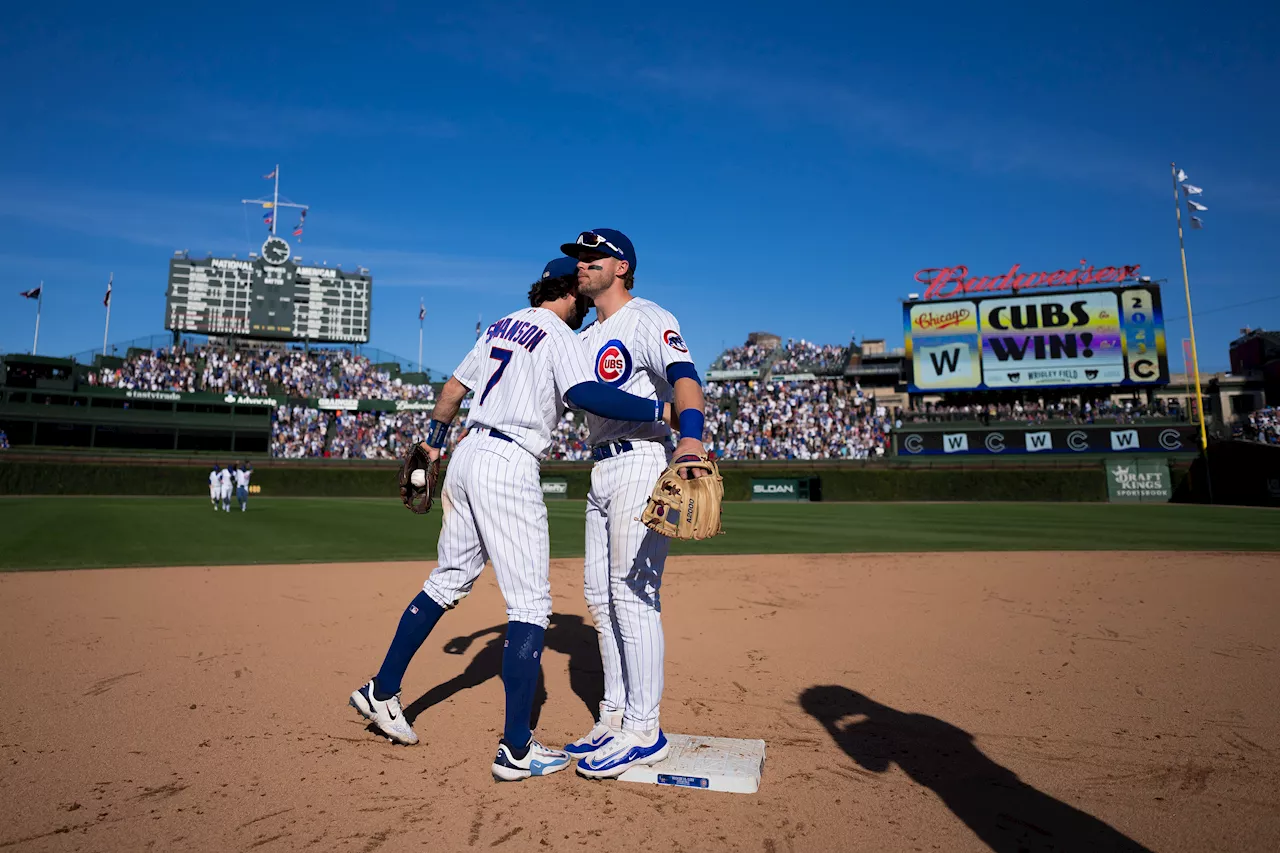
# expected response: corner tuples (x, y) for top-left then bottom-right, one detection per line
(639, 455), (724, 540)
(398, 441), (440, 515)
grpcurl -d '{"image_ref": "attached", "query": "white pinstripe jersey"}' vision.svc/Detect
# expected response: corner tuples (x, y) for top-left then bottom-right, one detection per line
(453, 307), (595, 458)
(578, 297), (694, 446)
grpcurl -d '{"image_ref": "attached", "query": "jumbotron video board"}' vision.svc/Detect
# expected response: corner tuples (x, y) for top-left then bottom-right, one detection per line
(905, 284), (1169, 392)
(165, 236), (372, 343)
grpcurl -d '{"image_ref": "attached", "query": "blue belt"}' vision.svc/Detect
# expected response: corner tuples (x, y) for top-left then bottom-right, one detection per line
(591, 440), (634, 461)
(477, 426), (513, 443)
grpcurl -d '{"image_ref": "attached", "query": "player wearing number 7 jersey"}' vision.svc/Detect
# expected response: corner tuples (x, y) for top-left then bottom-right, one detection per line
(350, 257), (674, 782)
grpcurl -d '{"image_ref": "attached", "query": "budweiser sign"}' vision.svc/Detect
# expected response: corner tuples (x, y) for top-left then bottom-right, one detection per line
(915, 263), (1142, 301)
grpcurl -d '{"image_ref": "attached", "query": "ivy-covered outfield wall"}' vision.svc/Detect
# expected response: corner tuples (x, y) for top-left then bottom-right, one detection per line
(0, 459), (1145, 502)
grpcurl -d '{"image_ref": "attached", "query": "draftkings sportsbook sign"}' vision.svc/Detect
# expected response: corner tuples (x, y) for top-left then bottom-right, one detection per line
(904, 285), (1169, 392)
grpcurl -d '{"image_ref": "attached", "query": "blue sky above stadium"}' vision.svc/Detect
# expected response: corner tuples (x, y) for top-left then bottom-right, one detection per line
(1, 1), (1277, 374)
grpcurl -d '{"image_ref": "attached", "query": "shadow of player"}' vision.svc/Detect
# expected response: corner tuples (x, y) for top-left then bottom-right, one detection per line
(799, 685), (1155, 853)
(401, 613), (604, 729)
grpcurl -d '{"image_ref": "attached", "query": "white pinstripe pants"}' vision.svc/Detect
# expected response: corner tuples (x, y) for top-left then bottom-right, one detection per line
(422, 434), (551, 629)
(584, 441), (671, 731)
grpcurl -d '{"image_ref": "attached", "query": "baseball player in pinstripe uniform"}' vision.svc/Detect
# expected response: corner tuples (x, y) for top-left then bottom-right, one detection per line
(208, 464), (221, 511)
(350, 258), (675, 782)
(558, 228), (709, 779)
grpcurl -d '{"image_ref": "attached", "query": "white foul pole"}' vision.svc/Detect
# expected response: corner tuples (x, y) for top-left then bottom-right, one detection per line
(103, 272), (113, 357)
(33, 282), (43, 355)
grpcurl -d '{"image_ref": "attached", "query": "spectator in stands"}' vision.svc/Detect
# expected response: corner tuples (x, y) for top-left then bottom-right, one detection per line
(1245, 407), (1279, 445)
(91, 344), (437, 402)
(703, 379), (890, 460)
(270, 406), (331, 458)
(771, 338), (850, 374)
(717, 341), (776, 371)
(0, 428), (9, 450)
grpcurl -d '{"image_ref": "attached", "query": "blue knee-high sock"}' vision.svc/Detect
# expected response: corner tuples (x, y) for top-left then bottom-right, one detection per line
(501, 620), (546, 748)
(373, 591), (445, 700)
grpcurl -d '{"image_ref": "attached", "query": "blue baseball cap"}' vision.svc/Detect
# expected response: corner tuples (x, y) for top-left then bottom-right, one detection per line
(542, 257), (579, 279)
(561, 228), (636, 272)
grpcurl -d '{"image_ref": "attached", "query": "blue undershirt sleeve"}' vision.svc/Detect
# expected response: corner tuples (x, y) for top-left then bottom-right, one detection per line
(565, 382), (662, 422)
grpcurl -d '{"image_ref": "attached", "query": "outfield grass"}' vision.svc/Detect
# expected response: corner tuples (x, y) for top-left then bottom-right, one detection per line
(1, 498), (1276, 571)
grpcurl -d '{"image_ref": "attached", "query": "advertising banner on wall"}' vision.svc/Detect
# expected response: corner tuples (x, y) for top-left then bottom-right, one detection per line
(904, 285), (1168, 392)
(894, 424), (1197, 456)
(1105, 458), (1173, 502)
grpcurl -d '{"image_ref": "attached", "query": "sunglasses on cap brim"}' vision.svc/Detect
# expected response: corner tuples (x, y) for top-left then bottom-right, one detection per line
(575, 231), (624, 257)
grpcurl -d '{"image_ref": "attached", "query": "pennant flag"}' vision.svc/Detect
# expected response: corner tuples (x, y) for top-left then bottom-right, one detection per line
(1182, 183), (1203, 195)
(300, 209), (308, 220)
(20, 286), (42, 299)
(104, 275), (113, 308)
(263, 213), (273, 224)
(419, 301), (426, 322)
(263, 169), (277, 179)
(1191, 216), (1204, 229)
(476, 316), (482, 339)
(1177, 169), (1188, 182)
(292, 225), (304, 236)
(1188, 200), (1208, 212)
(262, 202), (274, 209)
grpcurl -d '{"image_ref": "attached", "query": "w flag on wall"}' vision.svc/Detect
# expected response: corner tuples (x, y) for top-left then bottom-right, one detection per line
(20, 286), (42, 299)
(104, 275), (113, 307)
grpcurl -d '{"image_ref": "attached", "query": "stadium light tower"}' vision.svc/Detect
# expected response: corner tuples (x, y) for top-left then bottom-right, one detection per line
(241, 164), (308, 237)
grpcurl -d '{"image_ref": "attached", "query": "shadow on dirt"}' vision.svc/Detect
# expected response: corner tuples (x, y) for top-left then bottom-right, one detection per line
(397, 613), (604, 729)
(799, 685), (1155, 853)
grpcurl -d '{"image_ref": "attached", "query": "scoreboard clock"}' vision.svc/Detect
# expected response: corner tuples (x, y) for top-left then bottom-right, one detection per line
(165, 237), (372, 343)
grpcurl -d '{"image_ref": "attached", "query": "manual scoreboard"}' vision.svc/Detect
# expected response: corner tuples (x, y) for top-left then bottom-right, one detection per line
(165, 236), (372, 343)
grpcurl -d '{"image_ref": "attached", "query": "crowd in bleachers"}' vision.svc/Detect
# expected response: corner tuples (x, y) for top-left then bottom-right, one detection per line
(704, 379), (890, 459)
(90, 349), (200, 392)
(1240, 407), (1279, 445)
(88, 344), (435, 401)
(716, 342), (776, 371)
(270, 406), (331, 458)
(770, 339), (849, 374)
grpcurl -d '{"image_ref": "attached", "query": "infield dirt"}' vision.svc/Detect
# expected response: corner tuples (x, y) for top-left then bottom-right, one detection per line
(1, 552), (1277, 852)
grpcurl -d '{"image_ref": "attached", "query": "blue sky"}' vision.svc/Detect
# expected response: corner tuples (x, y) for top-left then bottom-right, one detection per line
(1, 1), (1277, 374)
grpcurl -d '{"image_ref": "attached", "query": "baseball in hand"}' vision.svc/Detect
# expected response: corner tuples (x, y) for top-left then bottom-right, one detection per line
(411, 469), (427, 488)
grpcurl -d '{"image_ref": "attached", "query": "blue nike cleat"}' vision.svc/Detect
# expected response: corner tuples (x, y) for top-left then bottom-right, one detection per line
(563, 708), (623, 757)
(576, 728), (670, 779)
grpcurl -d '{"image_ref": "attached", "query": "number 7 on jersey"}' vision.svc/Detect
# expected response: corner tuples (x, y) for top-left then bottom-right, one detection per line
(480, 347), (513, 404)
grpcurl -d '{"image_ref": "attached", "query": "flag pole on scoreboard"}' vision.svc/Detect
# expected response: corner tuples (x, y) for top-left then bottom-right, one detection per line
(102, 273), (113, 357)
(33, 282), (43, 355)
(1171, 162), (1212, 503)
(271, 165), (279, 235)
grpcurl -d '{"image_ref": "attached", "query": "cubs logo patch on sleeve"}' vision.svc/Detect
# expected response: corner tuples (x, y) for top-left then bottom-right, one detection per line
(595, 340), (633, 386)
(663, 329), (688, 353)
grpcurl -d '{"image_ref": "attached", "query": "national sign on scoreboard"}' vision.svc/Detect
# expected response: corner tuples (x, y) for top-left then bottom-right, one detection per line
(904, 284), (1169, 393)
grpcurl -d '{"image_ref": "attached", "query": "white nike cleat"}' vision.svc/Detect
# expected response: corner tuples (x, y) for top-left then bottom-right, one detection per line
(576, 727), (670, 779)
(349, 680), (418, 745)
(563, 708), (622, 757)
(491, 737), (572, 782)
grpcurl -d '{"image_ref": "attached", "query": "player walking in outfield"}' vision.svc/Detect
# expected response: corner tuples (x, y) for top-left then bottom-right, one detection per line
(558, 228), (710, 779)
(235, 463), (251, 512)
(208, 464), (221, 511)
(220, 464), (234, 512)
(350, 258), (676, 782)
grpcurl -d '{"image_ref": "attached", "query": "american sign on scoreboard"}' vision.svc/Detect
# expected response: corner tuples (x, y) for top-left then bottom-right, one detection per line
(904, 285), (1169, 392)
